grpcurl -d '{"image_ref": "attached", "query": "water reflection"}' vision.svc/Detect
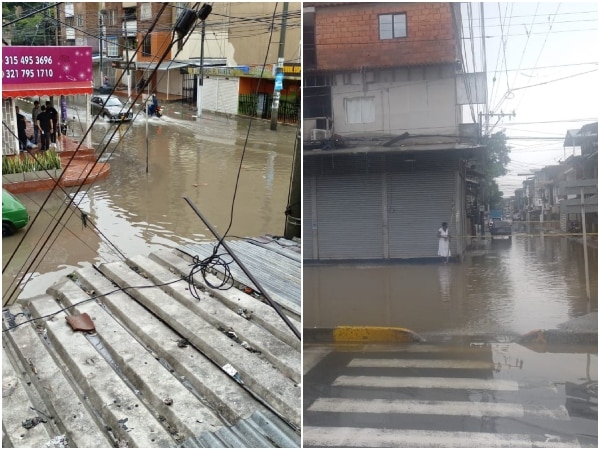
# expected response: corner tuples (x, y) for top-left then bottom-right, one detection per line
(304, 236), (597, 336)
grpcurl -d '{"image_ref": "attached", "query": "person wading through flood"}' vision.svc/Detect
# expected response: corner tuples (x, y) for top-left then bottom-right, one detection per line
(437, 222), (450, 262)
(15, 106), (28, 150)
(36, 105), (53, 152)
(45, 101), (59, 146)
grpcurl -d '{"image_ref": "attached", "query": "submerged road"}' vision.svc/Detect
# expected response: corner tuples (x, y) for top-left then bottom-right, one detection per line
(303, 341), (598, 448)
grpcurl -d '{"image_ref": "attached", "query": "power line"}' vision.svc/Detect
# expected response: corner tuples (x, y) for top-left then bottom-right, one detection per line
(511, 68), (597, 91)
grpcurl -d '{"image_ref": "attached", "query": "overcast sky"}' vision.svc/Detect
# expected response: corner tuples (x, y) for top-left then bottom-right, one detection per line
(460, 1), (598, 195)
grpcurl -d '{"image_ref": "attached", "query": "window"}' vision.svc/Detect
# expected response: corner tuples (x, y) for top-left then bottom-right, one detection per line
(345, 97), (375, 124)
(303, 9), (316, 70)
(76, 14), (83, 27)
(304, 75), (332, 118)
(143, 34), (151, 56)
(107, 37), (119, 57)
(141, 3), (152, 20)
(108, 10), (116, 26)
(379, 13), (407, 39)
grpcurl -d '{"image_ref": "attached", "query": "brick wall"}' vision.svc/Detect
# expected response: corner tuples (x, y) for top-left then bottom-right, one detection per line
(315, 2), (457, 71)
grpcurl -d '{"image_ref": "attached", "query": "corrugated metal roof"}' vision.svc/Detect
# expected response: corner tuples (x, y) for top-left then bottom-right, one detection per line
(2, 241), (300, 448)
(177, 236), (301, 317)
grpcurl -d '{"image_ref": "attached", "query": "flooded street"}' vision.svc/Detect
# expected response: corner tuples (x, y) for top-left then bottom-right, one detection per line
(3, 103), (298, 302)
(304, 235), (597, 337)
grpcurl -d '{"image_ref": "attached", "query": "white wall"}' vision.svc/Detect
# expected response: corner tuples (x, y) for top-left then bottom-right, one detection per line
(331, 66), (461, 137)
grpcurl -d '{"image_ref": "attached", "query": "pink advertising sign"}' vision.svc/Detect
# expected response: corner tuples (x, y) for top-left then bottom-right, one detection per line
(2, 46), (93, 98)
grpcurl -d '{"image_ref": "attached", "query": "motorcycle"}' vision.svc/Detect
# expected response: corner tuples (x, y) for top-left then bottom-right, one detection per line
(569, 221), (581, 234)
(147, 103), (163, 118)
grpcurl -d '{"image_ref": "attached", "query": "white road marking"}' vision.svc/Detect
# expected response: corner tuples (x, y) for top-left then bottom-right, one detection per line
(308, 397), (570, 420)
(302, 427), (580, 448)
(333, 375), (519, 391)
(348, 358), (495, 370)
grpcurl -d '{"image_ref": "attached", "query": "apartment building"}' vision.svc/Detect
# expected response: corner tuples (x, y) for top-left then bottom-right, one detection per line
(303, 2), (483, 261)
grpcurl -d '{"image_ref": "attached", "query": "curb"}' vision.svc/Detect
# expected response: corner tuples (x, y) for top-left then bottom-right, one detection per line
(304, 326), (425, 343)
(516, 328), (597, 351)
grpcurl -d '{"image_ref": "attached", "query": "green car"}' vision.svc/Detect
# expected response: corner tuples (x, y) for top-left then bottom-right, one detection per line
(2, 188), (29, 236)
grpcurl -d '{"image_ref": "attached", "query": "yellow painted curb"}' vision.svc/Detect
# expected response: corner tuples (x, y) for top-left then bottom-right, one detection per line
(332, 326), (424, 343)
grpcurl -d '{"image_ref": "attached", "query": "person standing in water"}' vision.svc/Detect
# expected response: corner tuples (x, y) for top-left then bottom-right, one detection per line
(437, 221), (450, 262)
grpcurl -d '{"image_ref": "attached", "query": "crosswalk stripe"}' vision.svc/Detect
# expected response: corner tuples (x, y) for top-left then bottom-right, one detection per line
(333, 375), (519, 391)
(307, 397), (570, 420)
(303, 426), (580, 448)
(348, 358), (495, 370)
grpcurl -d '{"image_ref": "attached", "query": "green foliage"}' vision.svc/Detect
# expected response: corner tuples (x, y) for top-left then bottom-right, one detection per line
(2, 156), (21, 174)
(480, 131), (511, 206)
(3, 3), (55, 46)
(2, 150), (61, 175)
(481, 132), (511, 178)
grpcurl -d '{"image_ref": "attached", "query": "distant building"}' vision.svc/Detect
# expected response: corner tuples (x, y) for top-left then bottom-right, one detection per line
(511, 122), (598, 235)
(57, 2), (301, 121)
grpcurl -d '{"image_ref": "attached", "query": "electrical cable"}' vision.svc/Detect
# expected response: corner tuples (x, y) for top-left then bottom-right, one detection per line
(3, 4), (173, 305)
(218, 3), (279, 245)
(2, 2), (300, 334)
(2, 276), (186, 333)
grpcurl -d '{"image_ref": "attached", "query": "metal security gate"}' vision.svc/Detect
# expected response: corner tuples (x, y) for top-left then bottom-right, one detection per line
(303, 177), (315, 260)
(388, 170), (455, 259)
(203, 77), (239, 115)
(315, 174), (384, 260)
(181, 72), (195, 104)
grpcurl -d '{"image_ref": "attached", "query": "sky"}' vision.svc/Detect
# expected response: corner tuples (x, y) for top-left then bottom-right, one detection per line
(459, 1), (598, 195)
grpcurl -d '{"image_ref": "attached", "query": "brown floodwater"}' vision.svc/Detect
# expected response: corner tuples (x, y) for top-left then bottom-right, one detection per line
(303, 235), (598, 336)
(3, 104), (297, 303)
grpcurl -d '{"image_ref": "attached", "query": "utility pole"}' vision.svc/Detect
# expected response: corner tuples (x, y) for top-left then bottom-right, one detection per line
(123, 18), (131, 101)
(196, 4), (212, 118)
(284, 128), (301, 239)
(270, 2), (288, 131)
(99, 11), (104, 88)
(479, 2), (488, 135)
(55, 3), (61, 45)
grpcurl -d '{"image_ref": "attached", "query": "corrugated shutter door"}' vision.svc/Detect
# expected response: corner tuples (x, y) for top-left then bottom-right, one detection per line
(203, 78), (218, 111)
(303, 177), (314, 260)
(216, 78), (239, 115)
(388, 170), (455, 259)
(316, 174), (384, 259)
(203, 78), (239, 114)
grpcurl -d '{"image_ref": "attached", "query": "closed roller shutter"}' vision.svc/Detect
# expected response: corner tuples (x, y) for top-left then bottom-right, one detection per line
(388, 170), (455, 259)
(316, 174), (384, 260)
(303, 176), (314, 260)
(203, 77), (239, 115)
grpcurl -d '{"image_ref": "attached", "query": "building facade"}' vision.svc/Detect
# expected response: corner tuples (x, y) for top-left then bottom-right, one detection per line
(54, 2), (301, 120)
(303, 2), (482, 261)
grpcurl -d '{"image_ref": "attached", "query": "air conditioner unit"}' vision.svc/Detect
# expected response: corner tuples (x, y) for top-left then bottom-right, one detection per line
(311, 129), (331, 140)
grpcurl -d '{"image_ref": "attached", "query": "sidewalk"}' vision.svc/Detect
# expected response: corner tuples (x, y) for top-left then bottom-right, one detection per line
(2, 134), (110, 195)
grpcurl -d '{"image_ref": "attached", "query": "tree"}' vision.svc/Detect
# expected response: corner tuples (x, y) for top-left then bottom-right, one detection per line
(481, 131), (511, 209)
(2, 3), (53, 46)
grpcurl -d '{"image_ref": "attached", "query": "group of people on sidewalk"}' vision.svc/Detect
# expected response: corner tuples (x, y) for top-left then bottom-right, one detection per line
(16, 100), (60, 152)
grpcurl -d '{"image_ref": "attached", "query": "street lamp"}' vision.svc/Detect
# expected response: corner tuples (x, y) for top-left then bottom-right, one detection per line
(197, 4), (212, 118)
